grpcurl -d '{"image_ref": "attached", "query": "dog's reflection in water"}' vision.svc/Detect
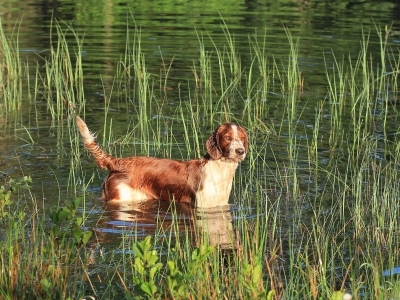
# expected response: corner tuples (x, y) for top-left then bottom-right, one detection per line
(98, 200), (238, 250)
(193, 206), (238, 250)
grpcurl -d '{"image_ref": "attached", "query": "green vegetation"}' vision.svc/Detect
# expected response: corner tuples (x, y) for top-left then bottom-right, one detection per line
(0, 19), (23, 118)
(0, 176), (90, 299)
(1, 18), (400, 299)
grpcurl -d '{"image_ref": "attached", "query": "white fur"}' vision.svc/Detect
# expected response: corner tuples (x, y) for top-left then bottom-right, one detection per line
(228, 124), (245, 160)
(116, 183), (149, 201)
(195, 159), (239, 208)
(342, 294), (352, 300)
(76, 116), (95, 144)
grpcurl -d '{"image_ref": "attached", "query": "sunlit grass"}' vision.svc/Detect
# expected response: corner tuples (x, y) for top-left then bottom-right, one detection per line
(0, 19), (23, 119)
(38, 20), (85, 121)
(1, 17), (400, 299)
(0, 178), (91, 299)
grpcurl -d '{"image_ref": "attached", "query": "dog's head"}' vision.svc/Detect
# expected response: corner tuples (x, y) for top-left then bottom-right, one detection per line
(206, 123), (248, 162)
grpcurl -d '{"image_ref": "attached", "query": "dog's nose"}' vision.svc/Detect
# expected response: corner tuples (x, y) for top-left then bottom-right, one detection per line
(236, 148), (245, 156)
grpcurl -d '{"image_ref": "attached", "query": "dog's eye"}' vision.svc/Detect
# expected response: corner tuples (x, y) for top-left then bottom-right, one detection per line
(225, 135), (232, 141)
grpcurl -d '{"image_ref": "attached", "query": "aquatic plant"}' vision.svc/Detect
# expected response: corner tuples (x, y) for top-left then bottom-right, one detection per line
(0, 176), (92, 299)
(0, 19), (23, 118)
(0, 175), (31, 221)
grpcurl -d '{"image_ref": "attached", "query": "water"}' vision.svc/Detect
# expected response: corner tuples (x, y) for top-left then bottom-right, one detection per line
(1, 0), (400, 296)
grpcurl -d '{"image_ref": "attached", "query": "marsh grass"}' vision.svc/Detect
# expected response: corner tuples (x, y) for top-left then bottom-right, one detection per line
(0, 179), (91, 299)
(32, 20), (86, 122)
(2, 18), (400, 299)
(0, 20), (23, 118)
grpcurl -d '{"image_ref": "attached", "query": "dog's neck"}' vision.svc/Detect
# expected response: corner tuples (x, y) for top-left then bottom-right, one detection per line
(195, 158), (239, 208)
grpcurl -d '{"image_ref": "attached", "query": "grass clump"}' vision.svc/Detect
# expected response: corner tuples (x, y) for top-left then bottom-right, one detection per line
(0, 20), (23, 117)
(0, 176), (93, 299)
(114, 233), (271, 299)
(38, 20), (85, 121)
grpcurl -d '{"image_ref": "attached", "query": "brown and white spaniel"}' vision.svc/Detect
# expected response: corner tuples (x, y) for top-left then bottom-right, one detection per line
(76, 116), (248, 208)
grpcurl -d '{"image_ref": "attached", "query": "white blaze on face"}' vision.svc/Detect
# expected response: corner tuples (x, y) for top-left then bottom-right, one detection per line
(228, 124), (246, 160)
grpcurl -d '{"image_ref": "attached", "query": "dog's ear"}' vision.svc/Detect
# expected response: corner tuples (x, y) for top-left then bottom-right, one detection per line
(206, 126), (222, 159)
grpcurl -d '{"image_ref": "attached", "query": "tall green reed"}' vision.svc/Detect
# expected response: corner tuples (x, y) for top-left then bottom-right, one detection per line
(120, 24), (154, 154)
(317, 24), (400, 299)
(283, 27), (302, 200)
(0, 19), (23, 118)
(37, 20), (85, 121)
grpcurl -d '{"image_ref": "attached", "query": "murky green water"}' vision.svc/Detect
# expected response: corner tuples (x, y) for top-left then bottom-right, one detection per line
(1, 0), (400, 296)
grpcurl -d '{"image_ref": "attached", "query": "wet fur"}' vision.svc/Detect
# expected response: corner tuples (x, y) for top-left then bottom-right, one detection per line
(76, 116), (248, 208)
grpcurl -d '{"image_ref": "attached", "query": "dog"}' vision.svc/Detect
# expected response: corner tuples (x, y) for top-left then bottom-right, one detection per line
(76, 116), (248, 208)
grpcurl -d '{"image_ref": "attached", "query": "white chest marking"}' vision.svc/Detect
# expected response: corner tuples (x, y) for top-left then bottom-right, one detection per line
(195, 160), (238, 208)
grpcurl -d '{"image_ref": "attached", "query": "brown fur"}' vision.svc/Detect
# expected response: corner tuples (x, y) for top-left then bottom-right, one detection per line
(76, 116), (248, 208)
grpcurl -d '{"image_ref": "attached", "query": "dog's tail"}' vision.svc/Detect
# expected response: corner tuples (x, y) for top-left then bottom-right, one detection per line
(76, 116), (113, 169)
